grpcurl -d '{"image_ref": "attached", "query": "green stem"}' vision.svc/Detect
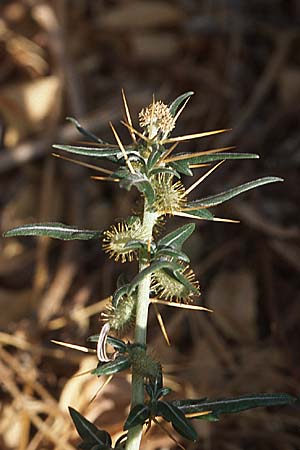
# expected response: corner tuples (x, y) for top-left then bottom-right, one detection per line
(125, 209), (157, 450)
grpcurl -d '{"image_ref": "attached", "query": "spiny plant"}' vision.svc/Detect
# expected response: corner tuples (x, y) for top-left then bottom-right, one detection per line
(4, 91), (298, 450)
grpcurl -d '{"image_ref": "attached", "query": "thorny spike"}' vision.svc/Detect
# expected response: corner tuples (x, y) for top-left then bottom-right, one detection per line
(185, 411), (213, 419)
(173, 96), (191, 122)
(174, 211), (240, 223)
(153, 303), (171, 346)
(163, 146), (235, 163)
(91, 175), (120, 182)
(185, 160), (225, 195)
(52, 153), (114, 175)
(151, 299), (213, 313)
(157, 142), (179, 165)
(160, 128), (231, 144)
(89, 375), (113, 404)
(110, 122), (135, 174)
(122, 89), (136, 143)
(121, 120), (149, 142)
(51, 340), (95, 353)
(153, 419), (186, 450)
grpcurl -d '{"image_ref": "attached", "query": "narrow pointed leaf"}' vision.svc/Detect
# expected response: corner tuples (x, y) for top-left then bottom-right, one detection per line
(172, 393), (298, 420)
(189, 177), (284, 208)
(119, 173), (155, 205)
(154, 247), (190, 263)
(169, 152), (259, 165)
(92, 355), (131, 376)
(173, 268), (199, 295)
(69, 407), (112, 446)
(170, 160), (193, 176)
(66, 117), (105, 144)
(158, 223), (195, 250)
(147, 147), (164, 171)
(3, 223), (102, 240)
(157, 401), (198, 442)
(124, 404), (151, 430)
(179, 209), (215, 220)
(129, 261), (181, 294)
(52, 144), (122, 158)
(169, 92), (194, 117)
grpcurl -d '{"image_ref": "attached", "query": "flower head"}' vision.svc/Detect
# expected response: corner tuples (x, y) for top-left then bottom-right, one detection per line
(139, 101), (175, 137)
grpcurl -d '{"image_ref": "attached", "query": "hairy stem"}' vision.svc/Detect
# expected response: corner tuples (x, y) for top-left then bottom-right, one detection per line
(125, 208), (157, 450)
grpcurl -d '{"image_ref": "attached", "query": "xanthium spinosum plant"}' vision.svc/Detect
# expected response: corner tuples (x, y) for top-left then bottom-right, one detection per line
(4, 91), (298, 450)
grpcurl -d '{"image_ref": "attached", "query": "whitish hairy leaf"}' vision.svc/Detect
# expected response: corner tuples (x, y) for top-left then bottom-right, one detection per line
(3, 223), (102, 240)
(188, 177), (283, 208)
(172, 393), (298, 421)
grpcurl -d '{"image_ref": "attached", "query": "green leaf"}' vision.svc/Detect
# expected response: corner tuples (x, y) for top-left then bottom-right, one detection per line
(146, 147), (164, 171)
(3, 223), (102, 240)
(129, 261), (181, 294)
(169, 92), (194, 118)
(66, 117), (105, 144)
(170, 160), (193, 176)
(69, 407), (112, 447)
(154, 247), (190, 263)
(92, 355), (131, 376)
(52, 144), (122, 158)
(158, 223), (195, 250)
(170, 152), (259, 165)
(119, 173), (155, 205)
(157, 401), (198, 442)
(180, 209), (215, 221)
(173, 268), (199, 295)
(189, 177), (283, 208)
(172, 393), (298, 421)
(124, 404), (150, 430)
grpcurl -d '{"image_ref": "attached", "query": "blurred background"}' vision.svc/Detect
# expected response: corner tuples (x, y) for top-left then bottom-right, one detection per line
(0, 1), (299, 449)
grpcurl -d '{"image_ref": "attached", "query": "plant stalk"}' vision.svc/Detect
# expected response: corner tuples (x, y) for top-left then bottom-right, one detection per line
(125, 208), (157, 450)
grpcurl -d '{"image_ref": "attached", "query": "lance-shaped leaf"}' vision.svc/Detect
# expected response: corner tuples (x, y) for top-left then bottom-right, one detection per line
(188, 177), (283, 209)
(173, 268), (200, 295)
(3, 223), (102, 240)
(179, 209), (215, 221)
(146, 146), (164, 171)
(168, 152), (259, 165)
(52, 143), (123, 158)
(69, 407), (112, 447)
(169, 91), (194, 118)
(66, 117), (106, 144)
(92, 355), (131, 376)
(128, 260), (182, 294)
(172, 393), (298, 421)
(154, 247), (190, 263)
(170, 160), (193, 176)
(119, 172), (155, 205)
(157, 401), (198, 442)
(124, 404), (151, 430)
(158, 223), (195, 250)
